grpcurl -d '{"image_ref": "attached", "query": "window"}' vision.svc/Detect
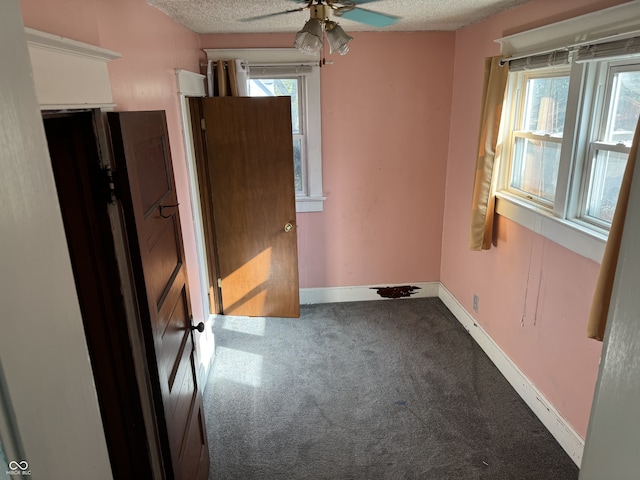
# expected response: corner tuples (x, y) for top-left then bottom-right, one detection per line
(204, 48), (325, 212)
(508, 70), (570, 204)
(581, 65), (640, 227)
(248, 71), (307, 196)
(499, 49), (640, 260)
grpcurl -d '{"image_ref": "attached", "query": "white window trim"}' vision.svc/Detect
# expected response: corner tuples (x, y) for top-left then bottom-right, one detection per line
(494, 2), (640, 264)
(204, 48), (325, 212)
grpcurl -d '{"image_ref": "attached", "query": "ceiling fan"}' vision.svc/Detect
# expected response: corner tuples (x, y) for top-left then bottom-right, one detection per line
(243, 1), (399, 28)
(243, 1), (399, 56)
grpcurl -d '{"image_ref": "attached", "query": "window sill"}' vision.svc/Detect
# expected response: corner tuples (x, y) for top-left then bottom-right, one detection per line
(495, 193), (607, 263)
(296, 195), (326, 213)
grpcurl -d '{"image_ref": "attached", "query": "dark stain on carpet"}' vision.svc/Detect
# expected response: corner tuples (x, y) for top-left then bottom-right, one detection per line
(371, 285), (421, 298)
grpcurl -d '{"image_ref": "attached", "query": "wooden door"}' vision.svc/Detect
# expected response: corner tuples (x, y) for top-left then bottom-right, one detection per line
(194, 96), (300, 318)
(44, 111), (157, 478)
(109, 111), (209, 480)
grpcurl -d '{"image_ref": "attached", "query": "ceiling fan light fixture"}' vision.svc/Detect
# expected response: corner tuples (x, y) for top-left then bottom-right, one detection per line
(294, 18), (324, 55)
(325, 21), (353, 55)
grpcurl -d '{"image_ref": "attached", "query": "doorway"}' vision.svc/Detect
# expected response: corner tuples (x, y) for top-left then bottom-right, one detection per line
(43, 110), (163, 478)
(43, 109), (210, 479)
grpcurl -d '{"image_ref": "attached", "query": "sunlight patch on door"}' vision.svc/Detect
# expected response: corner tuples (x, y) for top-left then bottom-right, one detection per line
(214, 346), (263, 388)
(223, 316), (266, 336)
(222, 247), (272, 314)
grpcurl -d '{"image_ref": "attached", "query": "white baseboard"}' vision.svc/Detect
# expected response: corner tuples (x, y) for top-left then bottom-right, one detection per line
(438, 283), (584, 468)
(299, 282), (440, 305)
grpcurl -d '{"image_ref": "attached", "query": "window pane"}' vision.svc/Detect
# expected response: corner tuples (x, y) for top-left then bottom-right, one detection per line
(586, 149), (627, 223)
(604, 71), (640, 145)
(248, 78), (300, 133)
(293, 137), (303, 194)
(511, 137), (561, 202)
(523, 76), (569, 136)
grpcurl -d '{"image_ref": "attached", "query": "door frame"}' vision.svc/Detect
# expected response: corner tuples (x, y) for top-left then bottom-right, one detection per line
(43, 108), (167, 479)
(176, 70), (218, 387)
(176, 69), (213, 316)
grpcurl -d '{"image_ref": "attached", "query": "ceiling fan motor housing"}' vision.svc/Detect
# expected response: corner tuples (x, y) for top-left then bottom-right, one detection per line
(310, 4), (331, 21)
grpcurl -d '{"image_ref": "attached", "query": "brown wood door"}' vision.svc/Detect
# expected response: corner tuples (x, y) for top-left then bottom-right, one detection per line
(109, 111), (209, 480)
(197, 96), (300, 318)
(43, 111), (156, 478)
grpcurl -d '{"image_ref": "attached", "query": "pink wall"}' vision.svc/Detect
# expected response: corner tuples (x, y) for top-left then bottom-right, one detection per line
(20, 0), (625, 443)
(201, 31), (454, 288)
(441, 0), (631, 437)
(20, 0), (207, 325)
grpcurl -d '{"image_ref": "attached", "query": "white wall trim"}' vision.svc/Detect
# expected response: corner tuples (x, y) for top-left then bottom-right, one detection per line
(204, 48), (319, 65)
(495, 194), (606, 264)
(176, 68), (206, 96)
(175, 69), (215, 386)
(438, 283), (584, 467)
(25, 28), (121, 61)
(495, 2), (640, 57)
(300, 281), (584, 466)
(300, 282), (440, 304)
(25, 27), (120, 110)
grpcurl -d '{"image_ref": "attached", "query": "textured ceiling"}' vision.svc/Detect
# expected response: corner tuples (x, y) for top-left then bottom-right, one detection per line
(146, 0), (530, 34)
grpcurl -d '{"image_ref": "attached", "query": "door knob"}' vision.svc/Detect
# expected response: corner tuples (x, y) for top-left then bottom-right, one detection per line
(191, 322), (205, 333)
(284, 222), (294, 233)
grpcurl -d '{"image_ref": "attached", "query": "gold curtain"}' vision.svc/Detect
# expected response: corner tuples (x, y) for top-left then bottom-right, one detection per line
(469, 56), (509, 251)
(211, 59), (246, 97)
(215, 60), (229, 97)
(587, 116), (640, 341)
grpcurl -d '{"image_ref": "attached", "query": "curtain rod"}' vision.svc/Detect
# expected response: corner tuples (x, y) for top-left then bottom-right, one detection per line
(499, 30), (640, 66)
(200, 60), (318, 68)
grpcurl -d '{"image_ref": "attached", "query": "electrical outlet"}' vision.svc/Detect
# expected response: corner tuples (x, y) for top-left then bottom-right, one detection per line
(473, 294), (479, 313)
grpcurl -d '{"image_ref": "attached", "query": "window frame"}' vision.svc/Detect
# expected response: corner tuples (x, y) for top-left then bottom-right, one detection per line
(203, 48), (325, 212)
(503, 67), (572, 208)
(494, 2), (640, 263)
(497, 53), (640, 263)
(577, 61), (640, 229)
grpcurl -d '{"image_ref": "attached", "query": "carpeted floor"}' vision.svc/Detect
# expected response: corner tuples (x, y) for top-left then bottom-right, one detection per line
(203, 298), (579, 479)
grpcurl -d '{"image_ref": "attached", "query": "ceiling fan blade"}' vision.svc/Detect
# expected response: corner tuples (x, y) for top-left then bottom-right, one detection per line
(337, 7), (399, 28)
(241, 6), (308, 22)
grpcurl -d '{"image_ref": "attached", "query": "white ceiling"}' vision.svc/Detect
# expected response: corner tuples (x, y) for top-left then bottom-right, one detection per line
(146, 0), (530, 34)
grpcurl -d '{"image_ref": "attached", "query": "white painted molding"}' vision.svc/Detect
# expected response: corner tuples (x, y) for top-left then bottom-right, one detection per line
(175, 68), (215, 389)
(175, 68), (206, 96)
(438, 283), (585, 468)
(299, 282), (440, 305)
(295, 196), (326, 212)
(496, 2), (640, 58)
(25, 27), (120, 109)
(204, 48), (319, 65)
(495, 194), (606, 264)
(25, 28), (120, 61)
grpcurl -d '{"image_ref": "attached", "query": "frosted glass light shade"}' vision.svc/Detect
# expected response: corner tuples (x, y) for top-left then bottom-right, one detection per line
(294, 18), (323, 55)
(325, 21), (352, 55)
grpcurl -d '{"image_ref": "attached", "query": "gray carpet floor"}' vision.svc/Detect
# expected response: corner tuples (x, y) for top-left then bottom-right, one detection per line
(203, 298), (579, 479)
